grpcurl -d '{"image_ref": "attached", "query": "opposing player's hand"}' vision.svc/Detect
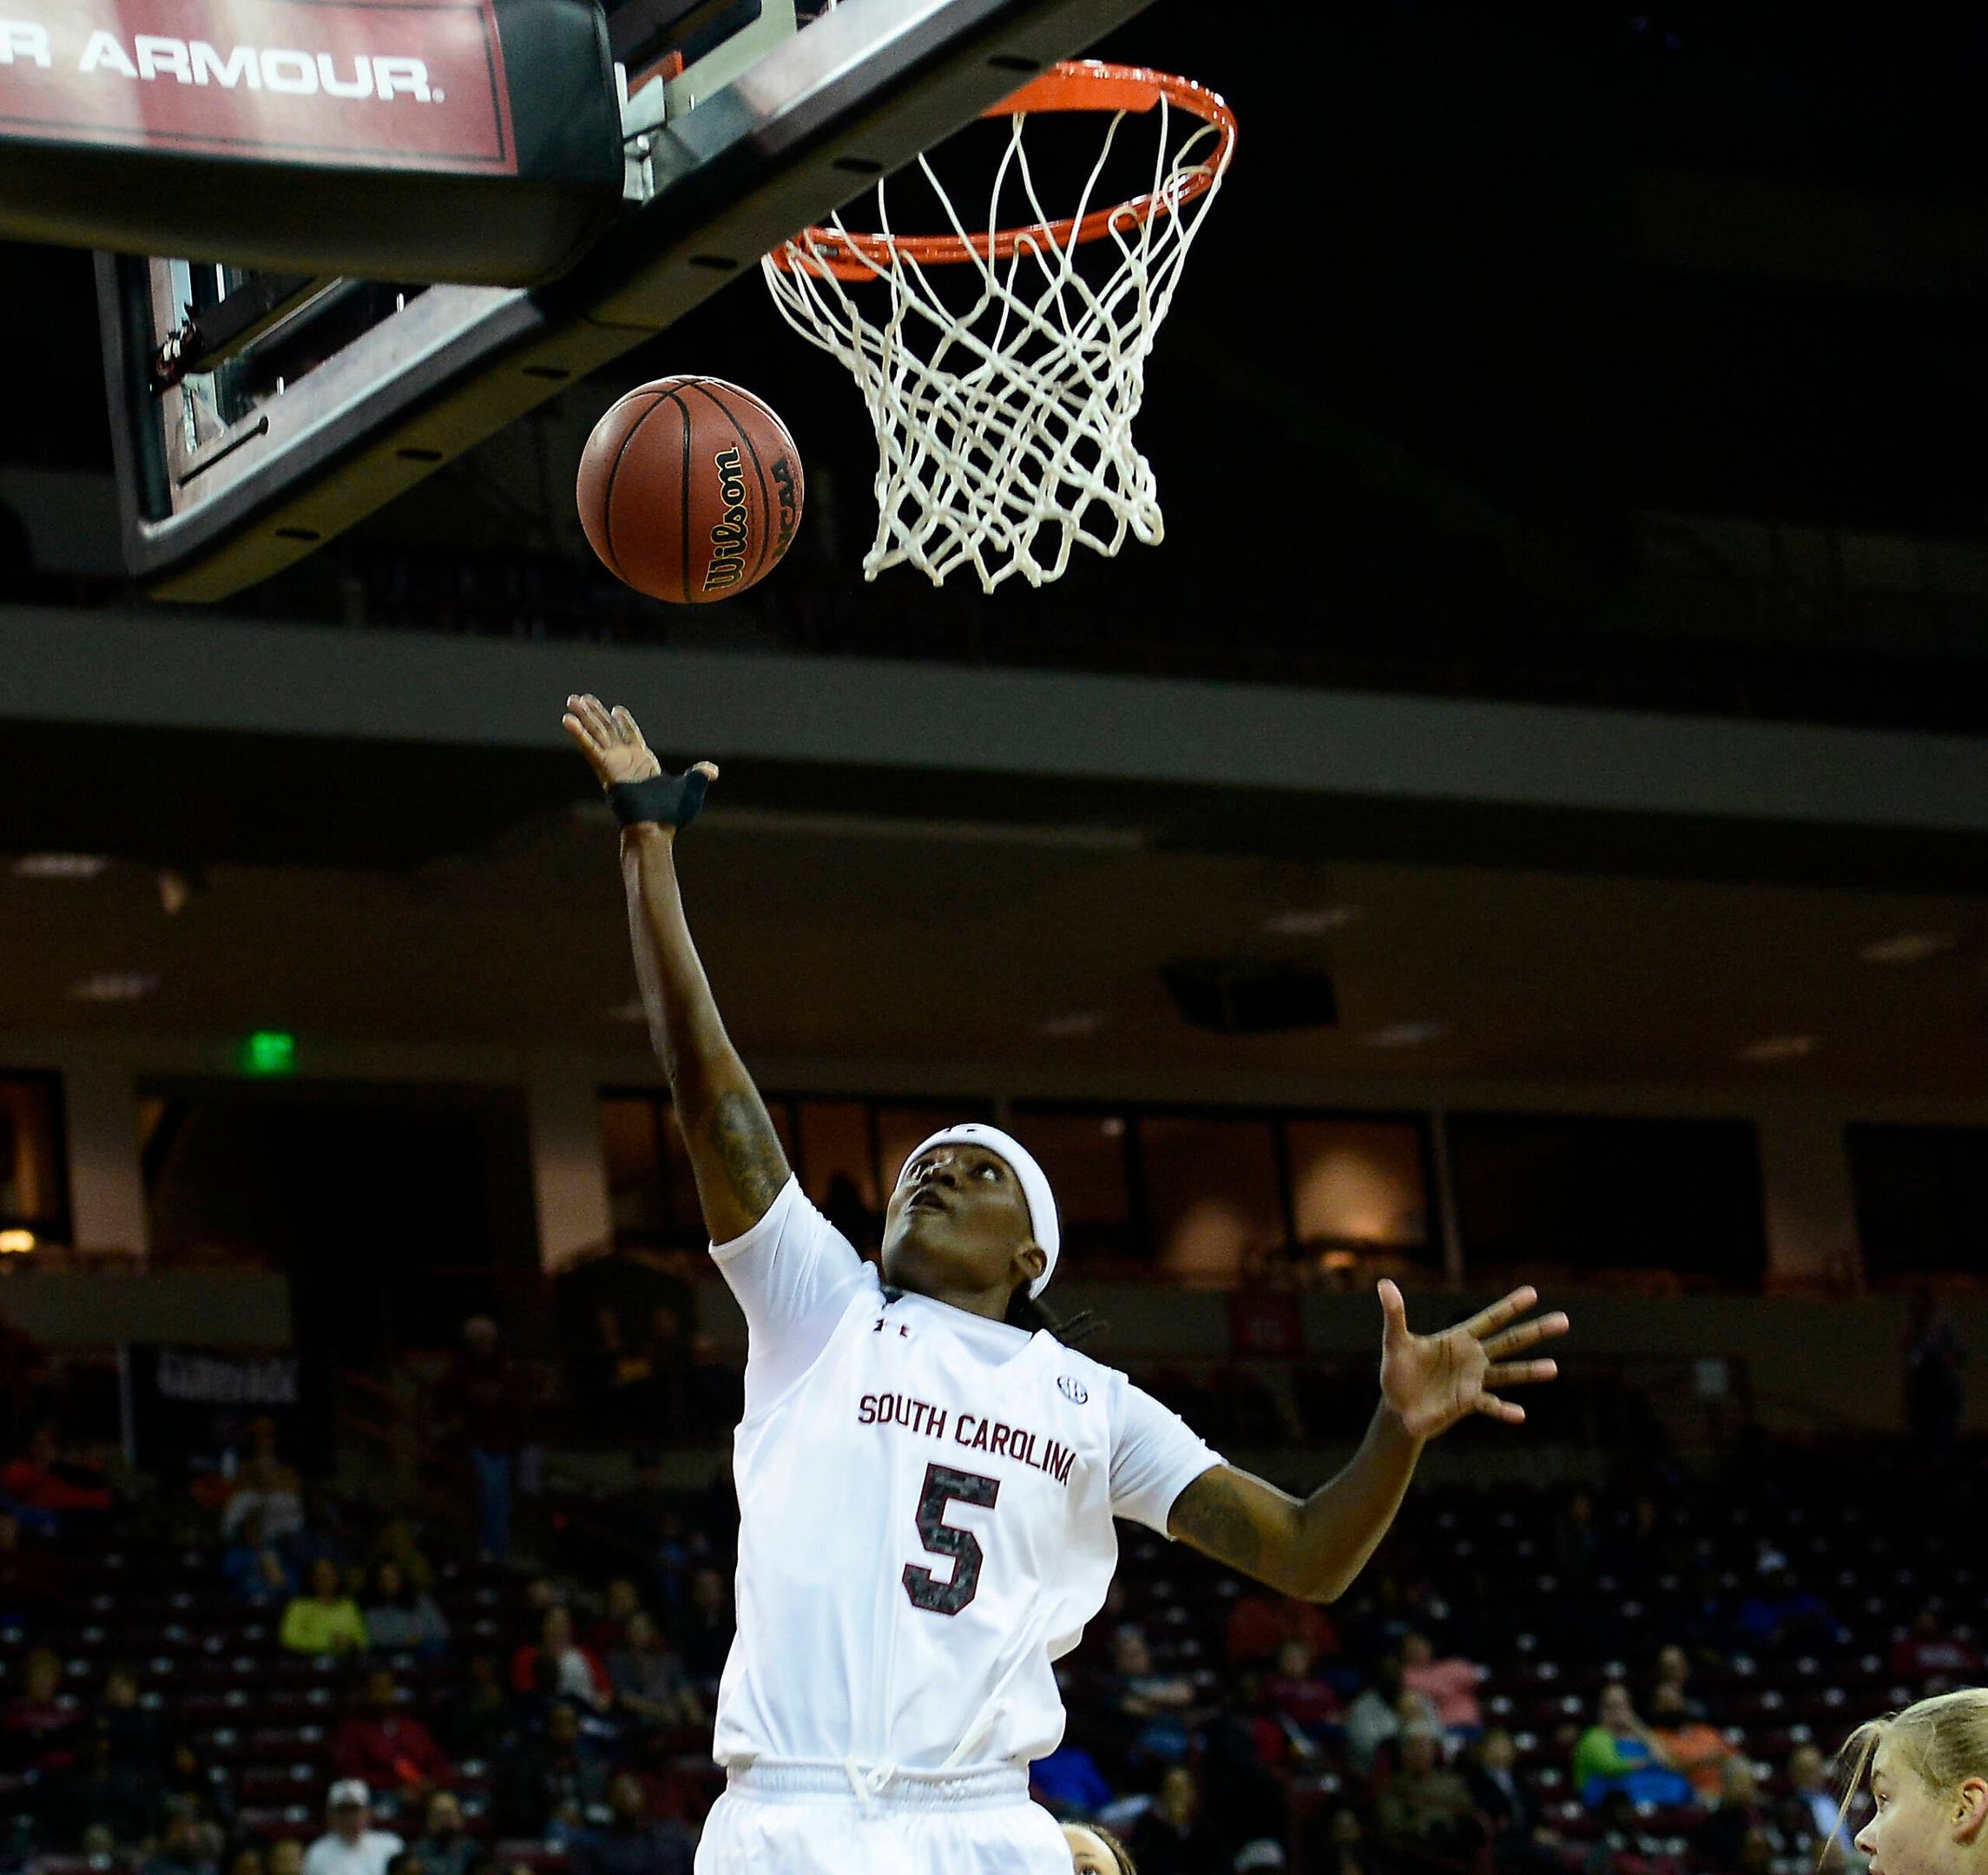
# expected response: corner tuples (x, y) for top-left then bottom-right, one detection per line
(562, 694), (718, 795)
(1377, 1280), (1566, 1441)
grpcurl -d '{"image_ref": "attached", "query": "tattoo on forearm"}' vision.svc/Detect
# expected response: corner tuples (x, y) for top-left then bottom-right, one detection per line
(1170, 1470), (1264, 1573)
(708, 1090), (786, 1215)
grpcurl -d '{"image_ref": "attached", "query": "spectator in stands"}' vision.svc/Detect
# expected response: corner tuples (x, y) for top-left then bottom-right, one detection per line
(303, 1780), (404, 1875)
(1400, 1629), (1484, 1742)
(332, 1668), (455, 1806)
(1031, 1740), (1116, 1819)
(1316, 1807), (1375, 1875)
(0, 1508), (61, 1613)
(1735, 1568), (1833, 1653)
(1786, 1743), (1854, 1866)
(676, 1566), (734, 1697)
(614, 1726), (707, 1829)
(589, 1577), (645, 1659)
(512, 1604), (613, 1712)
(1465, 1728), (1561, 1875)
(1225, 1584), (1340, 1676)
(99, 1661), (166, 1775)
(1198, 1676), (1289, 1846)
(362, 1562), (451, 1657)
(1377, 1726), (1481, 1855)
(1889, 1606), (1980, 1688)
(2, 1645), (78, 1771)
(1583, 1788), (1675, 1875)
(1, 1424), (112, 1519)
(410, 1791), (490, 1875)
(609, 1610), (701, 1728)
(1904, 1287), (1967, 1461)
(438, 1316), (535, 1562)
(49, 1716), (157, 1848)
(1647, 1680), (1729, 1804)
(500, 1703), (604, 1844)
(1129, 1766), (1229, 1875)
(367, 1519), (438, 1596)
(223, 1507), (300, 1606)
(1574, 1685), (1692, 1809)
(269, 1841), (306, 1875)
(569, 1770), (694, 1875)
(161, 1738), (237, 1834)
(1061, 1823), (1136, 1875)
(286, 1485), (361, 1579)
(1263, 1637), (1340, 1745)
(230, 1846), (267, 1875)
(140, 1801), (220, 1875)
(1650, 1644), (1706, 1720)
(219, 1418), (305, 1543)
(1342, 1655), (1438, 1773)
(1103, 1625), (1196, 1766)
(284, 1557), (371, 1658)
(438, 1653), (513, 1764)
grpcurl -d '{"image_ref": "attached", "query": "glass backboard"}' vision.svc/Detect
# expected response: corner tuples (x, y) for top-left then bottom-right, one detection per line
(71, 0), (1158, 599)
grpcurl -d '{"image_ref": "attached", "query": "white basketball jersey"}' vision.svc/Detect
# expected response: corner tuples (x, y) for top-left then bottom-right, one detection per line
(708, 1178), (1221, 1774)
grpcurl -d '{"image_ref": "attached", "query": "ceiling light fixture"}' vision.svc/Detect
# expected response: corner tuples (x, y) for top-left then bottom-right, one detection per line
(69, 972), (161, 1003)
(1738, 1035), (1816, 1062)
(13, 854), (109, 880)
(1261, 905), (1361, 937)
(1364, 1021), (1450, 1049)
(1037, 1010), (1111, 1039)
(0, 1231), (35, 1254)
(1859, 931), (1957, 965)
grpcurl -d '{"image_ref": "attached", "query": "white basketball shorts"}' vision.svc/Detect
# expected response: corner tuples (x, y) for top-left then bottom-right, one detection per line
(695, 1762), (1069, 1875)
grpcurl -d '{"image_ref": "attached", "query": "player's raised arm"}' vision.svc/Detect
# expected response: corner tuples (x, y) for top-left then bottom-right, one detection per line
(563, 694), (790, 1243)
(1168, 1281), (1568, 1600)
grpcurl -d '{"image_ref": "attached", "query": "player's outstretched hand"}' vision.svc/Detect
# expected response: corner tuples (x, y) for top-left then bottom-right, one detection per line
(1377, 1280), (1567, 1441)
(562, 694), (719, 796)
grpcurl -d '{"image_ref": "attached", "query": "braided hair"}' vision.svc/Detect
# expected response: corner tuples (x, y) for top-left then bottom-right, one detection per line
(1004, 1282), (1104, 1346)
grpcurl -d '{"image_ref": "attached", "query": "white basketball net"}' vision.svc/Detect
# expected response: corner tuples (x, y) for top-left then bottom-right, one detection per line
(761, 70), (1232, 592)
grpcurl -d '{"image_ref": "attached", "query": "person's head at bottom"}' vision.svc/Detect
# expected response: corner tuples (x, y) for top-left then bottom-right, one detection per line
(326, 1780), (372, 1843)
(1063, 1822), (1136, 1874)
(881, 1126), (1058, 1323)
(1851, 1688), (1988, 1875)
(608, 1773), (649, 1829)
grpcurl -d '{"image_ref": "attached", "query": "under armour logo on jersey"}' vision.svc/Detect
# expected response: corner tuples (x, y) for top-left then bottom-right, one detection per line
(874, 1318), (909, 1338)
(1057, 1375), (1089, 1405)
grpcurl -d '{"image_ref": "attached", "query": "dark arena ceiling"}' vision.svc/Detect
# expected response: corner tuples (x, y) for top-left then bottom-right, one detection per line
(8, 2), (1988, 734)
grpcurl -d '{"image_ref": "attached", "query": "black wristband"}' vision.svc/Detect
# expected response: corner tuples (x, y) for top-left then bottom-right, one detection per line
(606, 768), (709, 830)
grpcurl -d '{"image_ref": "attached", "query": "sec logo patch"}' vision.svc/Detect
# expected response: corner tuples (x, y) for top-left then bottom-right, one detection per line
(1057, 1375), (1089, 1405)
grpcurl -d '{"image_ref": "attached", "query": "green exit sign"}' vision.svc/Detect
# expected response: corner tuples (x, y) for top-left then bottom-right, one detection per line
(240, 1031), (296, 1076)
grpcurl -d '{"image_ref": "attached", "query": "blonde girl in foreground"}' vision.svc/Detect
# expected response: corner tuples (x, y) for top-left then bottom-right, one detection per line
(1846, 1688), (1988, 1875)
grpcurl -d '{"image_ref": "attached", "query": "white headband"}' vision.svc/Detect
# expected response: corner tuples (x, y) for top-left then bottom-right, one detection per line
(897, 1123), (1061, 1299)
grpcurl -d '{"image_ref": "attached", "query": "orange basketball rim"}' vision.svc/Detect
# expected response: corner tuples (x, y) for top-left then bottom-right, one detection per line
(770, 60), (1239, 280)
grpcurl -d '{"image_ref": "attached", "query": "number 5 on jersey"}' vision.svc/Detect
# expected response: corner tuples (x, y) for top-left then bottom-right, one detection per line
(903, 1463), (999, 1616)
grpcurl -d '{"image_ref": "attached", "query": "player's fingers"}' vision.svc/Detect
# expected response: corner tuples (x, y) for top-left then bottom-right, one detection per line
(580, 694), (617, 740)
(610, 704), (644, 745)
(691, 761), (721, 781)
(1377, 1278), (1408, 1345)
(1480, 1314), (1570, 1359)
(1474, 1392), (1525, 1425)
(1461, 1286), (1538, 1340)
(1484, 1359), (1557, 1388)
(560, 713), (602, 755)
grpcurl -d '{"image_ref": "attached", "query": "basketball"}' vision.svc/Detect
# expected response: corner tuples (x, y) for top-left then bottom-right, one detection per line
(576, 377), (805, 604)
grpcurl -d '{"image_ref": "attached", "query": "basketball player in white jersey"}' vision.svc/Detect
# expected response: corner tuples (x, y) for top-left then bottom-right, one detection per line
(562, 694), (1569, 1875)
